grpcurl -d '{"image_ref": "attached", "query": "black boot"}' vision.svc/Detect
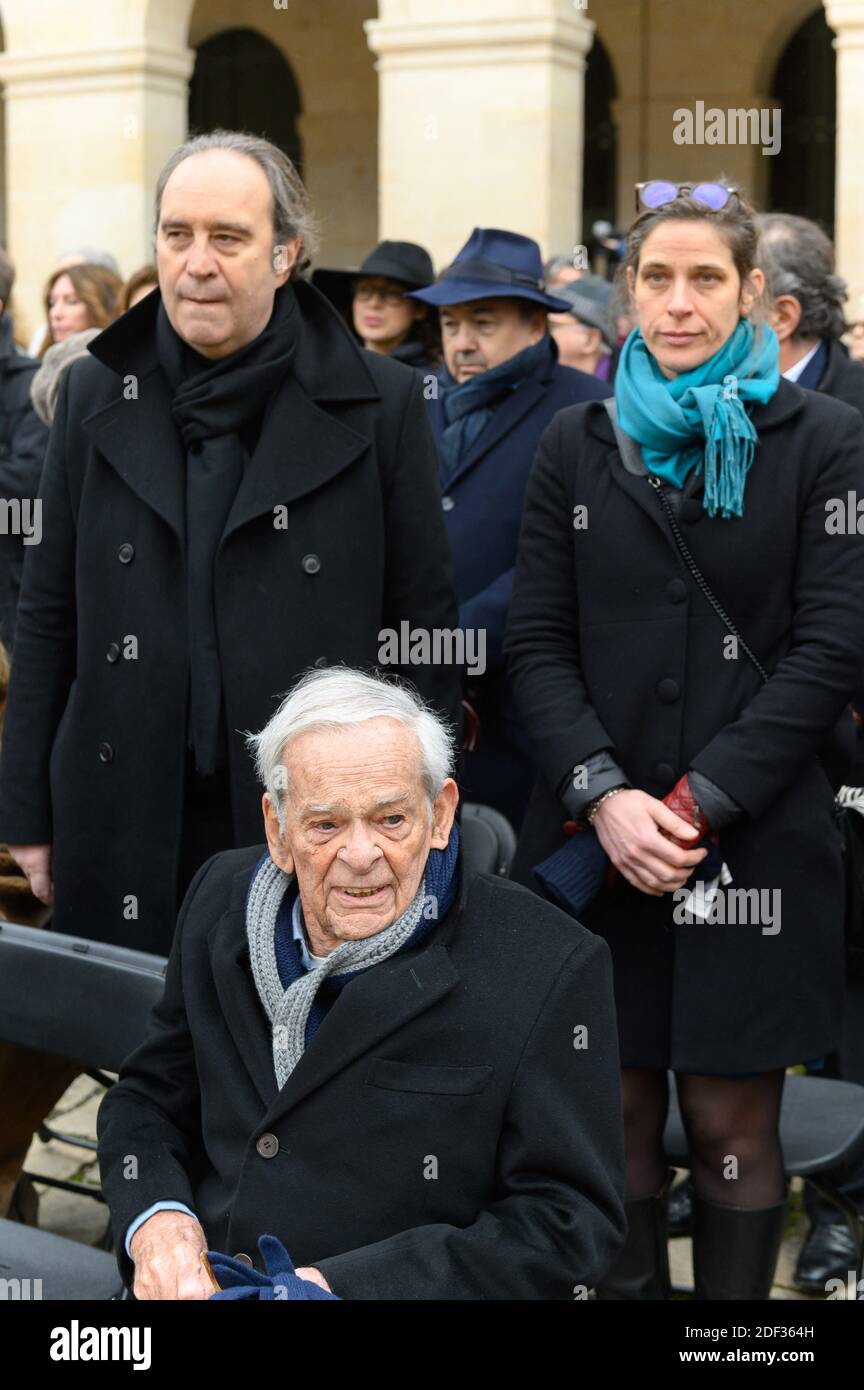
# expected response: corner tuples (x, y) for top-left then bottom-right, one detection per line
(595, 1172), (673, 1300)
(692, 1189), (788, 1300)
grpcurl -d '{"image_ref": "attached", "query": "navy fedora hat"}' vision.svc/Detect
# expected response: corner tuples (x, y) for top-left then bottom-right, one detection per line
(407, 228), (573, 312)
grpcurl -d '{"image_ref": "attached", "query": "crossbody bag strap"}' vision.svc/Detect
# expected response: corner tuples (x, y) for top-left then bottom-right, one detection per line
(601, 398), (769, 685)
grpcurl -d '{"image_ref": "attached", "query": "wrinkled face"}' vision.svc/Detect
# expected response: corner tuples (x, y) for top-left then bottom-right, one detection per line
(48, 274), (92, 342)
(352, 276), (421, 349)
(628, 220), (762, 379)
(439, 298), (546, 382)
(263, 718), (459, 954)
(156, 148), (299, 360)
(548, 314), (602, 369)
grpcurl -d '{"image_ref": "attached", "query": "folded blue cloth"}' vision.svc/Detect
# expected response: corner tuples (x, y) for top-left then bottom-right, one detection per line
(533, 829), (609, 916)
(207, 1235), (340, 1301)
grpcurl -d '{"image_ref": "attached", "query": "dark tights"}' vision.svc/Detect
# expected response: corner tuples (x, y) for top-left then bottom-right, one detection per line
(621, 1066), (787, 1207)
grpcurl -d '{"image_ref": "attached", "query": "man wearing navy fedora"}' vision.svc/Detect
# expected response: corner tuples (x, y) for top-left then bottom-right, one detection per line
(409, 228), (610, 832)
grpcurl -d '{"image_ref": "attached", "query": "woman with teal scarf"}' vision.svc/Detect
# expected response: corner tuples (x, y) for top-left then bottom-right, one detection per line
(505, 182), (864, 1301)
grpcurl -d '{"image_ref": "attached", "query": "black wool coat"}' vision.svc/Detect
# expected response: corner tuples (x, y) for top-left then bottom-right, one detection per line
(97, 846), (627, 1300)
(505, 383), (864, 1073)
(0, 315), (50, 648)
(816, 337), (864, 420)
(0, 284), (461, 953)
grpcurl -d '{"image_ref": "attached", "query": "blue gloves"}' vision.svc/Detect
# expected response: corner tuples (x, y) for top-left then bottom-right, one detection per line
(207, 1234), (340, 1300)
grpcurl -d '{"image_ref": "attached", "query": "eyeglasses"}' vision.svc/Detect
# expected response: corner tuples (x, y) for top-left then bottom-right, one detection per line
(634, 181), (739, 214)
(354, 282), (407, 305)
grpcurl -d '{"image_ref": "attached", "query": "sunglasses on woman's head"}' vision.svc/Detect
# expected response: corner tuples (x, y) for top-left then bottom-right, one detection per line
(634, 181), (739, 214)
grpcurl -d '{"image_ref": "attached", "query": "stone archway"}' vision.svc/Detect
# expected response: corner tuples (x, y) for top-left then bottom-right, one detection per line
(582, 35), (618, 241)
(768, 7), (836, 231)
(188, 27), (303, 174)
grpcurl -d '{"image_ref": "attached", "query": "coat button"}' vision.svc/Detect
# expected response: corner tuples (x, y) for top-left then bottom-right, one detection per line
(256, 1133), (279, 1159)
(666, 578), (687, 604)
(233, 1253), (254, 1267)
(117, 542), (134, 564)
(313, 656), (328, 668)
(106, 642), (120, 663)
(657, 678), (680, 703)
(98, 742), (114, 763)
(442, 496), (455, 512)
(656, 762), (675, 783)
(301, 553), (321, 575)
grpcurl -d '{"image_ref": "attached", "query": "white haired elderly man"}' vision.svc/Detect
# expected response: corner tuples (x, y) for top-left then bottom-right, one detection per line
(98, 667), (626, 1301)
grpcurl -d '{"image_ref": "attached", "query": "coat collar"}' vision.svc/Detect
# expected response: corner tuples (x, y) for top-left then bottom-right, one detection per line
(85, 278), (381, 402)
(433, 337), (559, 489)
(588, 379), (806, 547)
(81, 281), (381, 543)
(208, 848), (470, 1119)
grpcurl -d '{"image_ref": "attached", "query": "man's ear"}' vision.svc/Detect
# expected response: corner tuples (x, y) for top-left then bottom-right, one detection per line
(766, 291), (801, 344)
(273, 236), (302, 289)
(429, 779), (460, 851)
(263, 792), (294, 875)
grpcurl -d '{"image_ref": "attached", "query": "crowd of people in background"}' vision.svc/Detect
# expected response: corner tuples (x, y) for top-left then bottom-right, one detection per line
(0, 131), (863, 1302)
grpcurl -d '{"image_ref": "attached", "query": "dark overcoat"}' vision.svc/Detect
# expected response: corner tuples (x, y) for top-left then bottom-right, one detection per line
(0, 315), (50, 647)
(505, 383), (864, 1073)
(815, 337), (864, 419)
(426, 345), (609, 828)
(97, 845), (627, 1300)
(0, 284), (461, 953)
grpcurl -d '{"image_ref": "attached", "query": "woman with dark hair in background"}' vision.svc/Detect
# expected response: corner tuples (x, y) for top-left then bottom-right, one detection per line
(505, 180), (864, 1300)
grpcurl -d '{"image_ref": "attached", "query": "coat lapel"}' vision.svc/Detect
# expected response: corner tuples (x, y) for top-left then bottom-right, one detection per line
(208, 855), (465, 1120)
(81, 279), (383, 546)
(446, 375), (548, 490)
(81, 366), (185, 542)
(220, 375), (373, 543)
(208, 867), (279, 1110)
(262, 941), (461, 1123)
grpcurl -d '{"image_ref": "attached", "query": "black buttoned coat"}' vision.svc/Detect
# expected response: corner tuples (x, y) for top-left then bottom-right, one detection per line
(505, 384), (864, 1072)
(0, 284), (461, 953)
(96, 846), (627, 1300)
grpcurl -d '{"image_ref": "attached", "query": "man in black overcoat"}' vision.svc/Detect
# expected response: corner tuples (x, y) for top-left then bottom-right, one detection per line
(0, 130), (461, 955)
(97, 667), (626, 1301)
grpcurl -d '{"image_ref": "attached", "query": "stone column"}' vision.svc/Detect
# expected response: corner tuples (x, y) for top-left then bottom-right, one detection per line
(824, 0), (864, 302)
(366, 0), (594, 268)
(0, 0), (195, 338)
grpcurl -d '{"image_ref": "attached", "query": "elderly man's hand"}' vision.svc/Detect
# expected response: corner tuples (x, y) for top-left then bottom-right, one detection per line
(130, 1210), (211, 1301)
(7, 843), (54, 904)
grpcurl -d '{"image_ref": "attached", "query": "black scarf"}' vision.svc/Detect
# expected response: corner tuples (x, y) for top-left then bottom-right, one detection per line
(157, 283), (300, 775)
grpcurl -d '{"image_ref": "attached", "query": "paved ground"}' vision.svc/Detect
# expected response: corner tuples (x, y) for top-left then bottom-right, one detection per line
(20, 1074), (855, 1299)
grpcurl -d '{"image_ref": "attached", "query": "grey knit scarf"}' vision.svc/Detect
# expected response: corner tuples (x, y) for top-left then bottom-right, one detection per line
(247, 857), (427, 1089)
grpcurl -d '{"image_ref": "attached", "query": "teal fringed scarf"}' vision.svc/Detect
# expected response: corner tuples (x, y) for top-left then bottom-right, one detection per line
(615, 318), (780, 518)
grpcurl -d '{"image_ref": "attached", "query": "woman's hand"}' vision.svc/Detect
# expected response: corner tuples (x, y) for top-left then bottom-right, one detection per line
(592, 789), (708, 896)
